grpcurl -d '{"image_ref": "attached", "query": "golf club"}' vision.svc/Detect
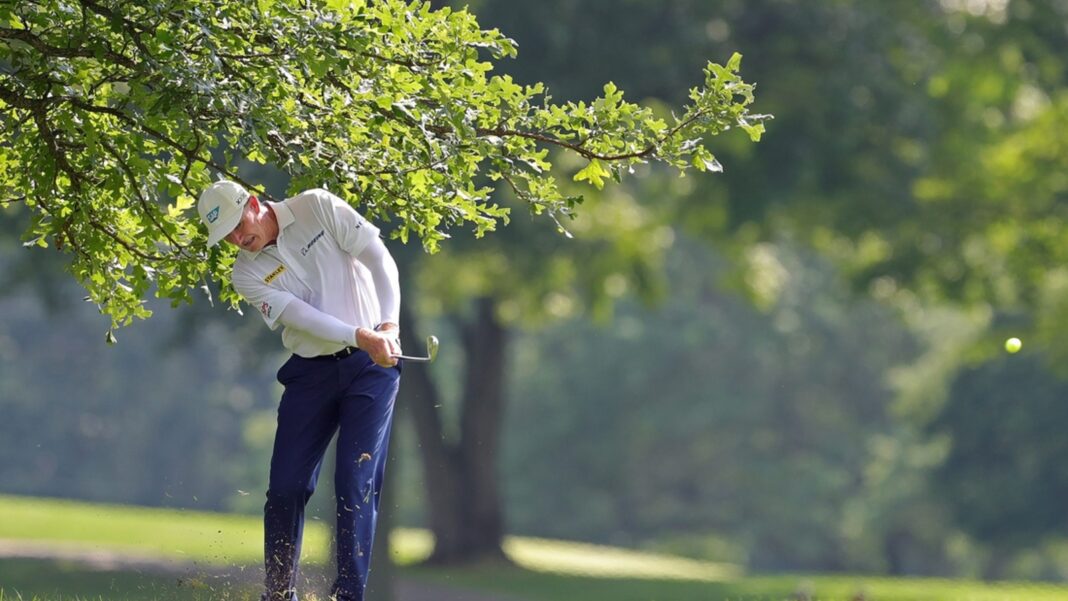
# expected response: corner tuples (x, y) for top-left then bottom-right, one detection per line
(393, 335), (439, 363)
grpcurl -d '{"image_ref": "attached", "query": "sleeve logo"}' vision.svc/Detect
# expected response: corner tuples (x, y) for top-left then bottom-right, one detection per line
(259, 302), (272, 318)
(263, 264), (286, 284)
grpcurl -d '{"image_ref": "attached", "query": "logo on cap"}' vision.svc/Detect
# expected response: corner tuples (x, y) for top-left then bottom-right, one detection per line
(206, 207), (220, 223)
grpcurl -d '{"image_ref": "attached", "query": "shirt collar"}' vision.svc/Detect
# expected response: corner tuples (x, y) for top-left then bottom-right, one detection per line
(270, 200), (295, 231)
(240, 199), (295, 259)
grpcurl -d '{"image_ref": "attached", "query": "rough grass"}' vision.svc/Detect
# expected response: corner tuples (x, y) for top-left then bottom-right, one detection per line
(10, 558), (1068, 601)
(5, 494), (1068, 601)
(0, 558), (249, 600)
(407, 562), (1068, 601)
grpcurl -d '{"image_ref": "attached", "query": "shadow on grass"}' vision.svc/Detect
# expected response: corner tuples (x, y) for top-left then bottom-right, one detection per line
(405, 561), (782, 601)
(402, 561), (1068, 601)
(9, 556), (1068, 601)
(0, 557), (260, 601)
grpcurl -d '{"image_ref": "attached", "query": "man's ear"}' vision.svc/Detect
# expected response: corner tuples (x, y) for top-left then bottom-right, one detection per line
(248, 195), (259, 210)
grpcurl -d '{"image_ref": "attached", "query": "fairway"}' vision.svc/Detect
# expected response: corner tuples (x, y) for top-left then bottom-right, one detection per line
(0, 494), (328, 566)
(3, 495), (1068, 601)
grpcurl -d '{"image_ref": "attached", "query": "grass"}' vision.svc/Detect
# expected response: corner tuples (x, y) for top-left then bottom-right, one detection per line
(0, 494), (326, 566)
(0, 558), (250, 601)
(4, 494), (1068, 600)
(9, 559), (1068, 601)
(407, 563), (1068, 601)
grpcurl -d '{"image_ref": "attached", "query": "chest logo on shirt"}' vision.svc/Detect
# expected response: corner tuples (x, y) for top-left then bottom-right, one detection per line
(263, 265), (286, 284)
(301, 229), (326, 256)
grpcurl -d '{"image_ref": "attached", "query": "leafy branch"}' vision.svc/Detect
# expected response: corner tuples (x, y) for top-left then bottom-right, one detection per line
(0, 0), (767, 330)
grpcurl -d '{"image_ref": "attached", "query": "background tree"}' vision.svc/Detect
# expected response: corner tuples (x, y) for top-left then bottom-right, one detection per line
(929, 353), (1068, 578)
(395, 177), (678, 563)
(499, 237), (923, 572)
(431, 0), (1068, 573)
(403, 0), (942, 566)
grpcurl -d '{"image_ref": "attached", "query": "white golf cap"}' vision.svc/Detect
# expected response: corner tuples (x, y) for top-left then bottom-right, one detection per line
(198, 180), (250, 247)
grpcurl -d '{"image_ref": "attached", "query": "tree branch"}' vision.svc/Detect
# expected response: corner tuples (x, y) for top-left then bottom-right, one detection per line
(99, 139), (194, 258)
(31, 106), (92, 192)
(0, 27), (138, 70)
(76, 0), (153, 49)
(0, 83), (62, 110)
(65, 97), (261, 197)
(344, 47), (442, 70)
(33, 194), (85, 259)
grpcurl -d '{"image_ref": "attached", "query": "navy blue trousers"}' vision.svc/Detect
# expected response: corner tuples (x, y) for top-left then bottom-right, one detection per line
(264, 350), (400, 601)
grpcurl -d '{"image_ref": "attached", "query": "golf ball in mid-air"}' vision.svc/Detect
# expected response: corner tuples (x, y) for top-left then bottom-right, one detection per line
(1005, 337), (1022, 353)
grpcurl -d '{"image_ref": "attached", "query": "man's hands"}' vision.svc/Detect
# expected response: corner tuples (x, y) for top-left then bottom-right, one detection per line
(356, 323), (401, 368)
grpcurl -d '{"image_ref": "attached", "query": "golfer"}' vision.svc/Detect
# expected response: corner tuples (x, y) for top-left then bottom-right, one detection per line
(198, 180), (402, 601)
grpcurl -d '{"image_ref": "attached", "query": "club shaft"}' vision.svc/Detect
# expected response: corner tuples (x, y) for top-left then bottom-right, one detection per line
(392, 334), (439, 363)
(393, 354), (431, 362)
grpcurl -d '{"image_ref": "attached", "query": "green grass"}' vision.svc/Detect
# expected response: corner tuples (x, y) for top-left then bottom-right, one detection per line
(0, 494), (327, 566)
(9, 558), (1068, 601)
(4, 494), (1068, 601)
(406, 563), (1068, 601)
(0, 558), (257, 601)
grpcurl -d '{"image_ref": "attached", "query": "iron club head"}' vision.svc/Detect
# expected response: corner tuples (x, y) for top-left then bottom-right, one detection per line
(393, 334), (440, 363)
(426, 335), (439, 363)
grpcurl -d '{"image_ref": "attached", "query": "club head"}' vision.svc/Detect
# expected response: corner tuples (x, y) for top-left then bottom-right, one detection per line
(392, 334), (440, 363)
(426, 335), (439, 363)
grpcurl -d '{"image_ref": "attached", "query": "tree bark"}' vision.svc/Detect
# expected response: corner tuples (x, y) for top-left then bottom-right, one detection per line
(883, 527), (910, 576)
(399, 296), (510, 564)
(983, 546), (1014, 581)
(365, 446), (397, 601)
(456, 297), (508, 558)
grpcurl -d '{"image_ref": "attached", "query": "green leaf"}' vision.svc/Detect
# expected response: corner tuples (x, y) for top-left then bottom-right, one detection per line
(573, 159), (611, 190)
(741, 121), (765, 142)
(727, 51), (742, 72)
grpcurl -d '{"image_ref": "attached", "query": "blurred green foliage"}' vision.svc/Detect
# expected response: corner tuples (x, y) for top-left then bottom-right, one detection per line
(932, 355), (1068, 561)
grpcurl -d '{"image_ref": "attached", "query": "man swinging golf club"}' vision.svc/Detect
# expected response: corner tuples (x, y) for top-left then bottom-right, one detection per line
(198, 180), (407, 601)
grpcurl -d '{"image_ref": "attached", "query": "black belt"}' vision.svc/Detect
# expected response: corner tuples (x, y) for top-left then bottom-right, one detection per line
(314, 346), (360, 361)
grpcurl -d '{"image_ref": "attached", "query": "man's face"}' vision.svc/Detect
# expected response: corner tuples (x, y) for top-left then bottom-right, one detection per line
(224, 196), (272, 252)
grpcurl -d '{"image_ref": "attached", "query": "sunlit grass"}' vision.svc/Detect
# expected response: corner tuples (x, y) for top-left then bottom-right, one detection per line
(0, 494), (328, 566)
(0, 494), (739, 579)
(503, 535), (741, 581)
(5, 495), (1068, 600)
(391, 525), (741, 580)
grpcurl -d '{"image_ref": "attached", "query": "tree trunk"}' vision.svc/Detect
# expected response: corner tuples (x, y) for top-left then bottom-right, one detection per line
(883, 527), (910, 576)
(456, 297), (508, 558)
(398, 297), (510, 564)
(983, 546), (1014, 581)
(365, 446), (397, 601)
